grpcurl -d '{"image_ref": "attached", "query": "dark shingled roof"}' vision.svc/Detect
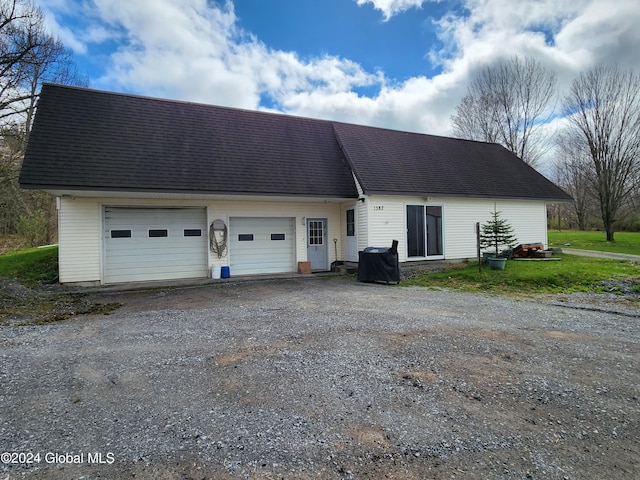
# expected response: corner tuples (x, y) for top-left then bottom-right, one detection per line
(20, 84), (571, 202)
(20, 84), (359, 198)
(332, 122), (571, 201)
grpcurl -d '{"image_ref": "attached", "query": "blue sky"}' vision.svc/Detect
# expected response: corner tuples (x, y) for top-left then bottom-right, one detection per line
(35, 0), (640, 146)
(234, 0), (449, 79)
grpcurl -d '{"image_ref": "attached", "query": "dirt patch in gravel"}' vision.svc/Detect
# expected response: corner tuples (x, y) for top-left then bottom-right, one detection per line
(0, 277), (121, 326)
(1, 276), (638, 479)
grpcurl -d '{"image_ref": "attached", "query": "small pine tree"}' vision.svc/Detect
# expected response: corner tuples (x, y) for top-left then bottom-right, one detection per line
(480, 206), (517, 258)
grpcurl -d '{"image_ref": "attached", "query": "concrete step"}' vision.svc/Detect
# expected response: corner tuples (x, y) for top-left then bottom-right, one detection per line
(333, 261), (358, 274)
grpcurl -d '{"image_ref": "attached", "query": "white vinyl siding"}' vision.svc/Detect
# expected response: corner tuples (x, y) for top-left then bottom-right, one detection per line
(364, 195), (549, 262)
(56, 194), (547, 283)
(104, 207), (208, 283)
(444, 199), (548, 259)
(55, 196), (345, 284)
(356, 199), (368, 253)
(58, 197), (101, 283)
(365, 198), (405, 254)
(229, 217), (295, 275)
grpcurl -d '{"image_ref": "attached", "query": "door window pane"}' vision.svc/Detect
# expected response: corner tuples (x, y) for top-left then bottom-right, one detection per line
(406, 205), (425, 257)
(308, 220), (324, 245)
(426, 206), (443, 256)
(346, 209), (355, 237)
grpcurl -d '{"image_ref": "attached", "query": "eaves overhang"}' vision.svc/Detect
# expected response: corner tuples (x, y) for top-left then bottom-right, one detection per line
(22, 185), (358, 203)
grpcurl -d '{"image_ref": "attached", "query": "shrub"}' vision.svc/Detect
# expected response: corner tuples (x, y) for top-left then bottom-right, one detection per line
(16, 210), (51, 247)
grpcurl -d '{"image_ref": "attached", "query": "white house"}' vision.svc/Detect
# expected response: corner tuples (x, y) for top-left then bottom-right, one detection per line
(20, 84), (571, 285)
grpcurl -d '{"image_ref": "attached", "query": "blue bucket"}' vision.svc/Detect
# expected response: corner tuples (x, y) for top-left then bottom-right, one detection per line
(221, 266), (230, 278)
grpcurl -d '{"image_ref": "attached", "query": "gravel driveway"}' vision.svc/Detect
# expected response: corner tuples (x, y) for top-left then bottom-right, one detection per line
(1, 277), (638, 479)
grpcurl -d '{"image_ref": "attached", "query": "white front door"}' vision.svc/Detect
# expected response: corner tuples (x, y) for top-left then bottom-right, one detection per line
(344, 206), (358, 261)
(307, 218), (328, 271)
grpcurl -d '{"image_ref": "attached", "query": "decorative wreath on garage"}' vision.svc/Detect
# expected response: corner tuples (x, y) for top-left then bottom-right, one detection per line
(209, 219), (228, 258)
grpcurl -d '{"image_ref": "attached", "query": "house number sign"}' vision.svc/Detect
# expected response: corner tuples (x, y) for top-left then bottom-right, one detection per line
(373, 205), (384, 211)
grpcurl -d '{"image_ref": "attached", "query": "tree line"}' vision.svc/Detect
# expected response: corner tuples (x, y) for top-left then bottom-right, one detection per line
(0, 0), (87, 248)
(451, 56), (640, 242)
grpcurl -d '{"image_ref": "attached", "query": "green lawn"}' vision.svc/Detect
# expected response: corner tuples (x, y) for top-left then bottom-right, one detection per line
(0, 246), (124, 325)
(1, 242), (638, 298)
(548, 230), (640, 256)
(0, 245), (58, 286)
(404, 254), (640, 295)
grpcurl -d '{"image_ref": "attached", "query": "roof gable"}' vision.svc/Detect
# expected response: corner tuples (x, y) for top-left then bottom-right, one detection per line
(20, 84), (359, 198)
(332, 122), (571, 201)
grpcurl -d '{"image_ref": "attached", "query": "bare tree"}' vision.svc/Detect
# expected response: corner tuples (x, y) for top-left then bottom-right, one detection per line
(21, 32), (88, 140)
(562, 64), (640, 242)
(451, 55), (557, 168)
(450, 92), (501, 144)
(0, 0), (47, 126)
(554, 129), (594, 230)
(0, 0), (87, 241)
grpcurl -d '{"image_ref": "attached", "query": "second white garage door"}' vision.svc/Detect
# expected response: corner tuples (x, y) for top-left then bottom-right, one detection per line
(229, 217), (296, 275)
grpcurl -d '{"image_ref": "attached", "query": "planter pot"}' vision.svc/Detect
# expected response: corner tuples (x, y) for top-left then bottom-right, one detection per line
(297, 261), (312, 274)
(482, 252), (494, 264)
(488, 257), (507, 270)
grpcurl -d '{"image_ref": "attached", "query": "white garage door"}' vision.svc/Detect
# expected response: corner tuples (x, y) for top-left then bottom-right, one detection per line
(104, 207), (208, 283)
(229, 217), (296, 275)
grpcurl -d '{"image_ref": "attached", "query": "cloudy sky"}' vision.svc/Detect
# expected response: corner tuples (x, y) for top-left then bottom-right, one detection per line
(35, 0), (640, 143)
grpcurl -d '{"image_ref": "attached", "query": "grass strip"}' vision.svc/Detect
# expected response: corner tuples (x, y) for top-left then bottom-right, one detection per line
(0, 245), (58, 286)
(548, 230), (640, 256)
(403, 254), (640, 295)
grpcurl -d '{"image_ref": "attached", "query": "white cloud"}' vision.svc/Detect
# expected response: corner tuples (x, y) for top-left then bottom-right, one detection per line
(36, 0), (87, 54)
(355, 0), (434, 21)
(87, 0), (257, 106)
(36, 0), (640, 143)
(553, 0), (640, 70)
(88, 0), (388, 113)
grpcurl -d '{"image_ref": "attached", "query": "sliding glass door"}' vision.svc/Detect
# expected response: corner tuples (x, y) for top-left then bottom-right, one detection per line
(406, 205), (443, 258)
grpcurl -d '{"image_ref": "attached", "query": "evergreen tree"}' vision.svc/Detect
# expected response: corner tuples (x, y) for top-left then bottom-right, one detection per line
(480, 207), (517, 258)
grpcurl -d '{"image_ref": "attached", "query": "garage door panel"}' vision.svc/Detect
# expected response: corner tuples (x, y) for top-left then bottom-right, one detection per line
(229, 217), (295, 275)
(104, 207), (207, 283)
(106, 245), (205, 257)
(107, 265), (203, 276)
(103, 270), (201, 284)
(106, 254), (204, 268)
(233, 245), (293, 255)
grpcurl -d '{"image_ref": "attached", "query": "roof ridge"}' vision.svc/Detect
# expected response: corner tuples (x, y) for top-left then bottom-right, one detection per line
(41, 83), (334, 126)
(42, 83), (499, 147)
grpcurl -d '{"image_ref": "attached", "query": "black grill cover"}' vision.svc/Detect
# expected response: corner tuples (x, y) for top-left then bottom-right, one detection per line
(357, 240), (400, 284)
